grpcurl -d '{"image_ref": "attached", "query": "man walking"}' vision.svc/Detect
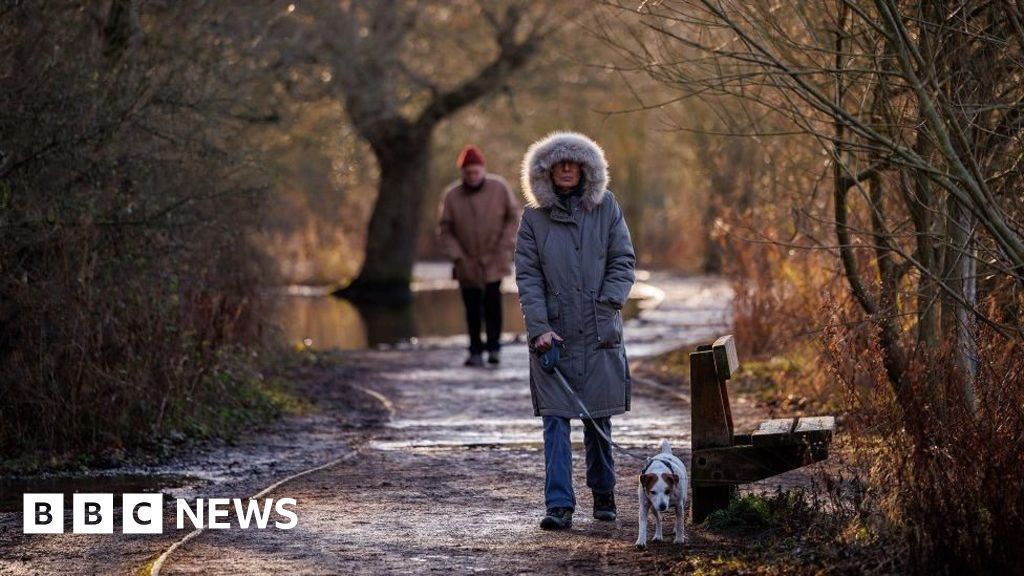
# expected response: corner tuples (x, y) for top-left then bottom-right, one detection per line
(438, 145), (521, 367)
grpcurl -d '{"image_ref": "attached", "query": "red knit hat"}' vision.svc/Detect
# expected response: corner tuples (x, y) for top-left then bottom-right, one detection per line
(457, 145), (485, 167)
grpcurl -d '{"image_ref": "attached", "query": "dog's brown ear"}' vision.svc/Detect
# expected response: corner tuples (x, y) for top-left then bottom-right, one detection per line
(640, 473), (658, 490)
(663, 473), (679, 486)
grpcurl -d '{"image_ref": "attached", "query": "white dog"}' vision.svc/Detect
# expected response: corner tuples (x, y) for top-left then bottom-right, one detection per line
(635, 440), (689, 549)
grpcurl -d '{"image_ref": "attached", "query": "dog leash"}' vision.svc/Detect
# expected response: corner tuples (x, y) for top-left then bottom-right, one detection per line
(539, 342), (791, 481)
(539, 343), (651, 463)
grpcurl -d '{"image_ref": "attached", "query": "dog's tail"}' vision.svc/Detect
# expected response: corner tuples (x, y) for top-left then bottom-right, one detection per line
(660, 439), (672, 454)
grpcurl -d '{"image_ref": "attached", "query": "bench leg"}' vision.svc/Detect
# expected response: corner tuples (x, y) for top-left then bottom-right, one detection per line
(692, 485), (735, 523)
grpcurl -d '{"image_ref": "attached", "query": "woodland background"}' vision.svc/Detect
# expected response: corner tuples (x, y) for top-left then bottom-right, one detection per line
(2, 1), (1022, 573)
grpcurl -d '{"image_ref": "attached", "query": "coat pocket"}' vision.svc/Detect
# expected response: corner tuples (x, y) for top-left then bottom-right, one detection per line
(594, 299), (622, 348)
(545, 291), (562, 334)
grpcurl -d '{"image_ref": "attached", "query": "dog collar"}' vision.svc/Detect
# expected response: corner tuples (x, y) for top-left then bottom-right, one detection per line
(641, 455), (675, 476)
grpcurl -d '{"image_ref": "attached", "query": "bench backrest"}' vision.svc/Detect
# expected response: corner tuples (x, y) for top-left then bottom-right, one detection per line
(690, 335), (738, 449)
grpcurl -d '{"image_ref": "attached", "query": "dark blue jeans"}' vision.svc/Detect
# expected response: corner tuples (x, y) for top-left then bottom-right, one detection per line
(542, 415), (615, 510)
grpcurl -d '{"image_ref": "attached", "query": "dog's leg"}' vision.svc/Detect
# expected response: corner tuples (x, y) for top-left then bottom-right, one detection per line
(673, 503), (686, 544)
(635, 486), (649, 549)
(674, 493), (688, 544)
(652, 509), (664, 542)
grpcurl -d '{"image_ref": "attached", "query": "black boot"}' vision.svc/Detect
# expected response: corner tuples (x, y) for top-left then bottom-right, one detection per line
(593, 492), (616, 521)
(539, 507), (573, 530)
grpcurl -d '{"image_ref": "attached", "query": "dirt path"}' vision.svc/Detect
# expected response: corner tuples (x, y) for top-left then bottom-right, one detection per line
(4, 274), (776, 575)
(160, 275), (743, 575)
(163, 353), (724, 575)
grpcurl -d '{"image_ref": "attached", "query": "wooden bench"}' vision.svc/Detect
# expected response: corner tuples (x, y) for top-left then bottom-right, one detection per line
(689, 335), (835, 522)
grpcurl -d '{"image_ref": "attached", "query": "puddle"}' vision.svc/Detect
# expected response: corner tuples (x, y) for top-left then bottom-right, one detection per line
(269, 287), (640, 350)
(0, 473), (201, 512)
(369, 440), (547, 452)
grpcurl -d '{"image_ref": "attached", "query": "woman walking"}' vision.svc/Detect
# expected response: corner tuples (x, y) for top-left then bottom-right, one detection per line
(514, 132), (636, 530)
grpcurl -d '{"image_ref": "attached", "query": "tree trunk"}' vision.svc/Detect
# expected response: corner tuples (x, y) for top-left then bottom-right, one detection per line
(944, 198), (979, 413)
(334, 133), (431, 304)
(958, 232), (979, 413)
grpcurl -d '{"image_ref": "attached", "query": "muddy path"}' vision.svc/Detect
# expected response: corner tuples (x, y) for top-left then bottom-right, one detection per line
(1, 274), (823, 575)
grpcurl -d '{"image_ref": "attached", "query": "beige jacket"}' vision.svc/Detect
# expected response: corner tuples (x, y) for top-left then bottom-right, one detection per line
(438, 175), (521, 287)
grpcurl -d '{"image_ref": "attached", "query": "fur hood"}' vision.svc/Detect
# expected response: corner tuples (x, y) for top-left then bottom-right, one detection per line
(521, 131), (609, 211)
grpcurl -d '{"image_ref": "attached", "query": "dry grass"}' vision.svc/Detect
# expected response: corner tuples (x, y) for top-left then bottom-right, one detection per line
(722, 236), (1024, 574)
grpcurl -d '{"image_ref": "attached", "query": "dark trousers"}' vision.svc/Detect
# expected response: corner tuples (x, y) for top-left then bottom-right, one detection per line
(542, 415), (616, 510)
(460, 281), (502, 354)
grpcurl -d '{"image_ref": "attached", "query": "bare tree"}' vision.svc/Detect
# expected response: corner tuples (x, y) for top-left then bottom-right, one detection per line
(256, 0), (558, 302)
(599, 0), (1024, 421)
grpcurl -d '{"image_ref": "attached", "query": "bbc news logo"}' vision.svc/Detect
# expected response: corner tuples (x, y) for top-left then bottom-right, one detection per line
(23, 494), (297, 534)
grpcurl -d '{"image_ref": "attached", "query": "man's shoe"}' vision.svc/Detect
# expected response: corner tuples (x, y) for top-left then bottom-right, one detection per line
(487, 350), (501, 364)
(464, 353), (484, 367)
(593, 492), (616, 521)
(539, 507), (573, 530)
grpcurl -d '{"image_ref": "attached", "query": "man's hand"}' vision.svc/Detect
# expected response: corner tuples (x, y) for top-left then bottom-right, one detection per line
(533, 331), (563, 352)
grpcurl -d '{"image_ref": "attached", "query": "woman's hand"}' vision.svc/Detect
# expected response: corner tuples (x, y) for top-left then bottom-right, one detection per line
(533, 331), (563, 352)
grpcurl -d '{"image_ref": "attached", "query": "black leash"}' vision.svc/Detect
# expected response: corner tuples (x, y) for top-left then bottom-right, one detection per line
(539, 343), (651, 463)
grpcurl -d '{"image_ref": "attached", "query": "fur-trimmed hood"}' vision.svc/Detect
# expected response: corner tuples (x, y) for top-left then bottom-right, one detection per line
(521, 131), (609, 211)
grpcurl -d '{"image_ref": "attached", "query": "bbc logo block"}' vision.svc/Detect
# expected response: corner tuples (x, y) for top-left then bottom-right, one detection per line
(23, 493), (295, 533)
(73, 494), (113, 533)
(23, 494), (63, 534)
(24, 493), (163, 534)
(123, 493), (163, 534)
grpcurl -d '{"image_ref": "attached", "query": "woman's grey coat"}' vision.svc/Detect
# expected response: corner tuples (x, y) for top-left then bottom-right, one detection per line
(514, 132), (637, 419)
